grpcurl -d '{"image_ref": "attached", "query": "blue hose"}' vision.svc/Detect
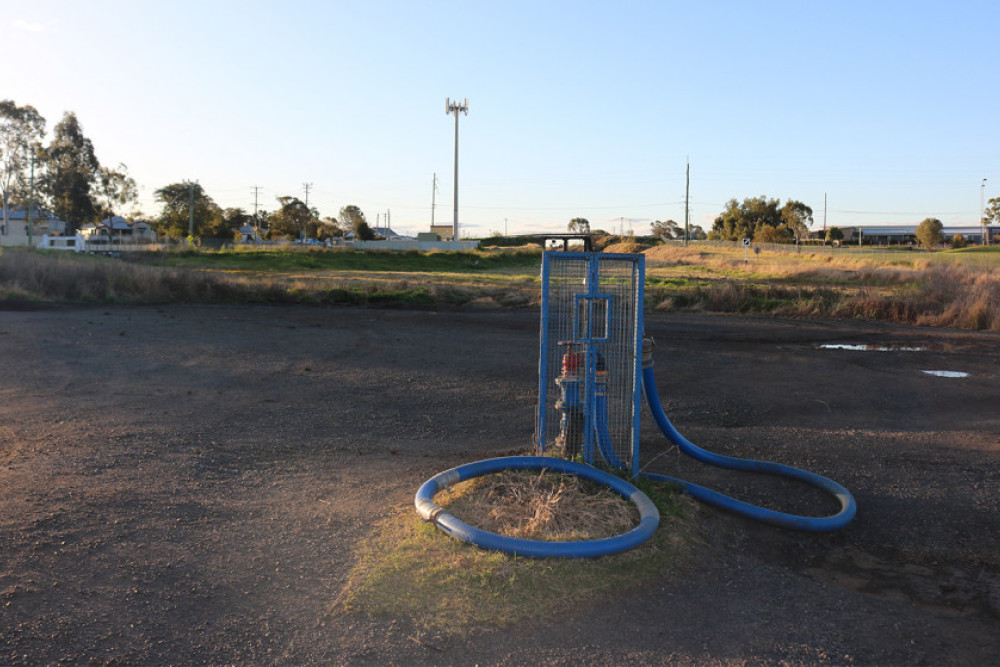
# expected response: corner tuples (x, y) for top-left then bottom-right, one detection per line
(415, 456), (659, 558)
(640, 364), (856, 532)
(595, 392), (626, 469)
(415, 345), (855, 559)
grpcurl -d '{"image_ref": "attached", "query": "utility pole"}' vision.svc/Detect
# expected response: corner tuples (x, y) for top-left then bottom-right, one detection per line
(684, 158), (690, 247)
(186, 180), (195, 241)
(252, 185), (261, 243)
(302, 182), (312, 242)
(445, 98), (469, 241)
(431, 173), (438, 228)
(27, 151), (34, 247)
(982, 178), (988, 246)
(504, 217), (508, 237)
(823, 193), (827, 235)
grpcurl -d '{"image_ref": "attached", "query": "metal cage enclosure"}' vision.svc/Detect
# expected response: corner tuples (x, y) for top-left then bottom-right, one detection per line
(536, 251), (645, 473)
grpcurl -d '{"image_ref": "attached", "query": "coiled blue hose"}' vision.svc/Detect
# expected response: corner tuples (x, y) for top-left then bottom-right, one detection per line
(415, 456), (659, 558)
(640, 364), (856, 532)
(415, 342), (856, 558)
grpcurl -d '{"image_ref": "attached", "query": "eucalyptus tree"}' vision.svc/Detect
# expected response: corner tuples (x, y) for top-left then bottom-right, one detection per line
(985, 196), (1000, 231)
(711, 196), (783, 241)
(41, 112), (101, 232)
(269, 196), (316, 240)
(154, 182), (222, 239)
(651, 219), (680, 241)
(95, 163), (138, 221)
(781, 200), (813, 243)
(0, 100), (45, 233)
(340, 204), (373, 240)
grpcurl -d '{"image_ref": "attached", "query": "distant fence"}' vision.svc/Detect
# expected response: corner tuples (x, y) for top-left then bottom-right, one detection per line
(354, 239), (479, 251)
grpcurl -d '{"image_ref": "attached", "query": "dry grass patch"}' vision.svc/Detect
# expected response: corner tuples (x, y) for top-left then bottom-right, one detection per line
(603, 240), (651, 254)
(852, 264), (1000, 331)
(441, 469), (638, 541)
(335, 470), (699, 632)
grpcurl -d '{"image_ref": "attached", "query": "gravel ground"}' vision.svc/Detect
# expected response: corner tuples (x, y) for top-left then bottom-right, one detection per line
(1, 303), (998, 665)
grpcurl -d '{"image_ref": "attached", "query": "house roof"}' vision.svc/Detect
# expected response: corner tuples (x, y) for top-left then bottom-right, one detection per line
(3, 206), (65, 222)
(100, 216), (133, 230)
(344, 226), (403, 239)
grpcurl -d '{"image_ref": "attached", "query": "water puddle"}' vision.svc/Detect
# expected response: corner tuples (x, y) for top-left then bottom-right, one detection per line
(922, 370), (970, 378)
(818, 343), (926, 352)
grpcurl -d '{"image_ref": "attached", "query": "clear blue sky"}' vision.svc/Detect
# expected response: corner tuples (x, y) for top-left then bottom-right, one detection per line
(4, 0), (998, 237)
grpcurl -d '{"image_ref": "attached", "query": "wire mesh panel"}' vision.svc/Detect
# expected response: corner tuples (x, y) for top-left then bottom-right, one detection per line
(536, 251), (645, 473)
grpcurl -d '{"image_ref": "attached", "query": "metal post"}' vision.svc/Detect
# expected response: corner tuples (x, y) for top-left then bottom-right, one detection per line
(684, 159), (690, 246)
(453, 110), (459, 241)
(445, 98), (468, 242)
(982, 178), (988, 246)
(187, 181), (195, 240)
(27, 151), (34, 247)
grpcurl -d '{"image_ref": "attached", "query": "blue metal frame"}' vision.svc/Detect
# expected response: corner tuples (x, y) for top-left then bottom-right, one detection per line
(631, 254), (645, 473)
(536, 253), (552, 453)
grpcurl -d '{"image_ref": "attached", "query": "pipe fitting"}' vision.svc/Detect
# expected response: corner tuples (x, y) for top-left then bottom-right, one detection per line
(642, 335), (656, 369)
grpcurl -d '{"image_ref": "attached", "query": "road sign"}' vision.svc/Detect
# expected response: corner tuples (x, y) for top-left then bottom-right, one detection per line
(742, 238), (751, 247)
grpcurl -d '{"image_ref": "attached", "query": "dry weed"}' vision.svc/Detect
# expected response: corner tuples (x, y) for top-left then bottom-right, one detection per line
(642, 245), (705, 265)
(440, 469), (638, 541)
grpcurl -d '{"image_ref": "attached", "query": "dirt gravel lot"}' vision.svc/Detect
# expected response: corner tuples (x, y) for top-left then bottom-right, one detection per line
(1, 303), (998, 665)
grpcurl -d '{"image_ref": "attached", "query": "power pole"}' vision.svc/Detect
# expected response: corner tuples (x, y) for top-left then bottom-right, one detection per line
(684, 158), (690, 247)
(431, 173), (437, 228)
(445, 98), (469, 241)
(27, 151), (34, 247)
(823, 193), (827, 236)
(302, 182), (313, 241)
(982, 178), (988, 246)
(186, 180), (195, 240)
(252, 185), (261, 242)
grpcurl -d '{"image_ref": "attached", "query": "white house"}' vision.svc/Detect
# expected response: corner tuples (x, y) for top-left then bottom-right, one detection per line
(78, 216), (158, 246)
(0, 206), (68, 247)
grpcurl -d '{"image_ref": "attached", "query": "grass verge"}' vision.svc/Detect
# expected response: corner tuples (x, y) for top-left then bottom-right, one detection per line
(334, 470), (699, 633)
(3, 245), (998, 330)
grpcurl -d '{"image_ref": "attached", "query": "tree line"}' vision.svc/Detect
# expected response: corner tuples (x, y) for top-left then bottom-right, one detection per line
(8, 99), (998, 246)
(1, 101), (136, 234)
(1, 100), (377, 242)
